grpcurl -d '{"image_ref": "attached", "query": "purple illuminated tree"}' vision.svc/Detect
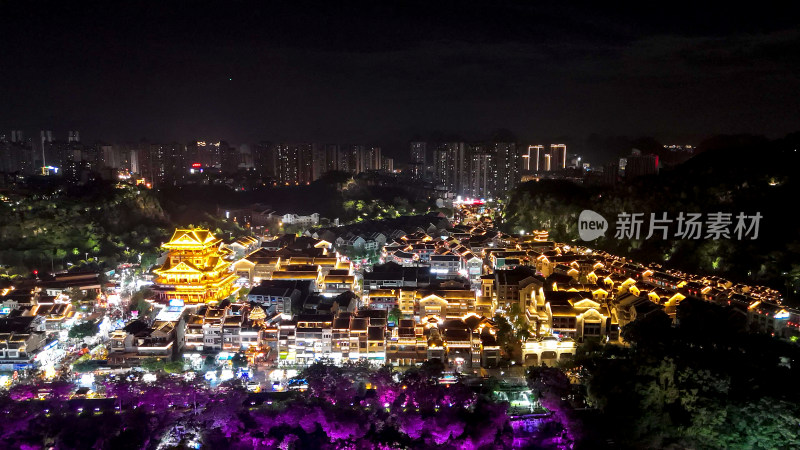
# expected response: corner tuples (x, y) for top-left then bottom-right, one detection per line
(199, 389), (248, 438)
(527, 365), (578, 443)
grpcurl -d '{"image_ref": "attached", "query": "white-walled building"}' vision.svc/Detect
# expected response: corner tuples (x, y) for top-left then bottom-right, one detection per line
(282, 213), (320, 227)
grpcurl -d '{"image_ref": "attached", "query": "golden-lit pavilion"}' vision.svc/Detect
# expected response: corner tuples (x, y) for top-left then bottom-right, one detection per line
(153, 228), (237, 304)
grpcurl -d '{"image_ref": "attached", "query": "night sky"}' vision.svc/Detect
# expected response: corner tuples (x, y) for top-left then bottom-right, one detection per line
(1, 1), (798, 159)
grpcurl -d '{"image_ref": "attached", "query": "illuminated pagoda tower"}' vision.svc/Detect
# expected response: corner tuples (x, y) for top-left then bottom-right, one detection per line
(153, 228), (237, 304)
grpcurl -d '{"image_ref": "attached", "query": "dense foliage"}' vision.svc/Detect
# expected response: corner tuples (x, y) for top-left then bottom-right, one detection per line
(67, 319), (99, 339)
(545, 299), (800, 448)
(0, 179), (168, 274)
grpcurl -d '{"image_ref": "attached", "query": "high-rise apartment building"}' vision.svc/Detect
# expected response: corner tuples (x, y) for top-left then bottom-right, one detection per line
(340, 144), (372, 175)
(254, 142), (384, 181)
(125, 142), (179, 184)
(625, 153), (659, 178)
(275, 143), (313, 185)
(365, 146), (382, 171)
(147, 142), (187, 184)
(253, 141), (276, 178)
(81, 143), (100, 171)
(432, 144), (454, 191)
(430, 141), (523, 197)
(524, 145), (545, 171)
(43, 139), (83, 178)
(492, 142), (518, 194)
(549, 144), (566, 170)
(381, 156), (394, 172)
(275, 143), (295, 185)
(409, 141), (427, 180)
(40, 130), (53, 166)
(297, 144), (314, 184)
(432, 142), (466, 194)
(467, 143), (493, 199)
(98, 144), (128, 170)
(220, 141), (240, 174)
(1, 132), (35, 174)
(311, 144), (340, 179)
(323, 144), (341, 174)
(130, 147), (140, 175)
(186, 141), (223, 168)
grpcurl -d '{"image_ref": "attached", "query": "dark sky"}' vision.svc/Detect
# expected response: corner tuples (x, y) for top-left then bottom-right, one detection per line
(1, 1), (798, 160)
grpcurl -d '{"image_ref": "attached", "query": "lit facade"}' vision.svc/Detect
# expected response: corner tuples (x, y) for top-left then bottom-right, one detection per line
(549, 144), (566, 170)
(522, 336), (576, 366)
(153, 229), (237, 304)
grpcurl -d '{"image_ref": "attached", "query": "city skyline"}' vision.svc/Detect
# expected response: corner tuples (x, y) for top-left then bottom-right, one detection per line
(1, 127), (696, 169)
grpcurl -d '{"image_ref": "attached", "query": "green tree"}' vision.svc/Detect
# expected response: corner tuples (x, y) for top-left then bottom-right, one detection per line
(231, 353), (248, 370)
(418, 358), (445, 379)
(620, 310), (673, 350)
(141, 357), (165, 372)
(72, 360), (99, 373)
(68, 320), (99, 339)
(164, 361), (184, 374)
(699, 397), (800, 449)
(493, 314), (516, 356)
(129, 288), (152, 316)
(507, 303), (532, 340)
(387, 306), (402, 324)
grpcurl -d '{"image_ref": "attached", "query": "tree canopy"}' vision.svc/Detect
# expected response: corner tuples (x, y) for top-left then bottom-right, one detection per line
(564, 298), (800, 448)
(68, 320), (99, 339)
